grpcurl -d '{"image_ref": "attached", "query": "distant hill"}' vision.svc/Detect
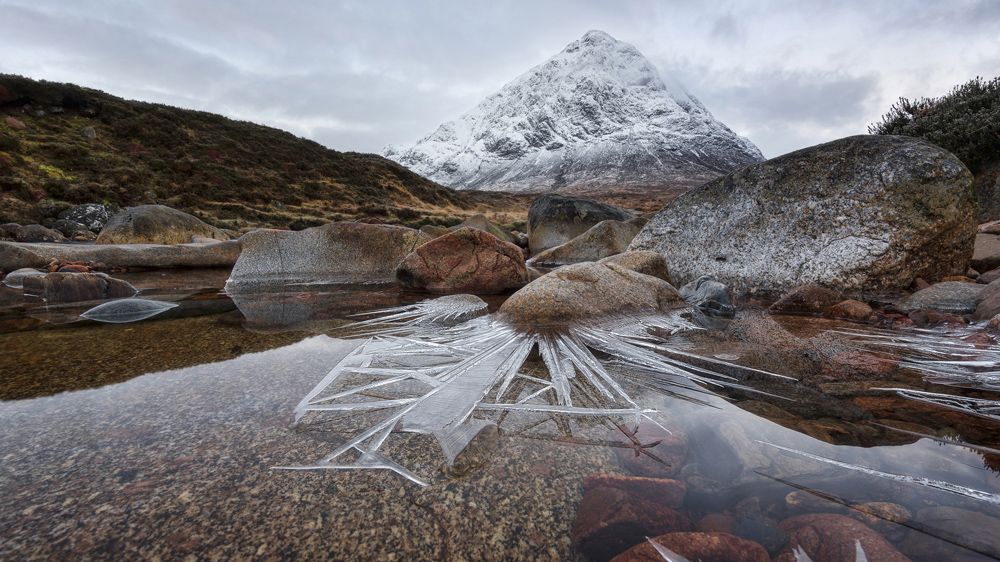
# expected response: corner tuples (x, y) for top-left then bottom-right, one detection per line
(0, 74), (486, 230)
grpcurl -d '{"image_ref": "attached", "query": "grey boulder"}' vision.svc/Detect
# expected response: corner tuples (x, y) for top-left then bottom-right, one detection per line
(226, 222), (431, 290)
(527, 193), (633, 254)
(898, 281), (984, 314)
(529, 219), (641, 266)
(630, 135), (976, 295)
(97, 205), (229, 245)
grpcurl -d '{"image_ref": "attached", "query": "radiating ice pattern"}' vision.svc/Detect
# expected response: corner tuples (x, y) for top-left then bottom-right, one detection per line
(81, 298), (179, 323)
(278, 295), (792, 485)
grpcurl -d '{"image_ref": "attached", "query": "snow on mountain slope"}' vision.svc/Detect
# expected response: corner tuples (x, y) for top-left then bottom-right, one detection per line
(385, 30), (764, 193)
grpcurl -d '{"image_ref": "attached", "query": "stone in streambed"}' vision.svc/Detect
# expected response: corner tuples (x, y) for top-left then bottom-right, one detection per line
(770, 283), (843, 314)
(611, 532), (770, 562)
(22, 272), (137, 304)
(774, 513), (912, 562)
(898, 281), (984, 314)
(572, 485), (691, 562)
(395, 227), (527, 294)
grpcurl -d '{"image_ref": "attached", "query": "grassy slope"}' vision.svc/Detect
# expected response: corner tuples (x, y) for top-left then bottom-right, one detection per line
(0, 74), (532, 230)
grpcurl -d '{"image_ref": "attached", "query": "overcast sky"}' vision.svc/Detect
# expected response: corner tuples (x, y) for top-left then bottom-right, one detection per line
(2, 0), (998, 158)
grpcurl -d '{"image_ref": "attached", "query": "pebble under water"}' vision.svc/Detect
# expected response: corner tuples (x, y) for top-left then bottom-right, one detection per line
(2, 269), (1000, 561)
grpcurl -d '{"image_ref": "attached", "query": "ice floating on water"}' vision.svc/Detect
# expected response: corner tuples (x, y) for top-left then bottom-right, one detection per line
(2, 268), (45, 289)
(875, 387), (1000, 422)
(792, 540), (867, 562)
(279, 294), (797, 485)
(758, 440), (1000, 506)
(80, 298), (179, 323)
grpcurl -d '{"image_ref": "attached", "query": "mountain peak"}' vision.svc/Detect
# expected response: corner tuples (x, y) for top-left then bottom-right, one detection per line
(387, 32), (763, 194)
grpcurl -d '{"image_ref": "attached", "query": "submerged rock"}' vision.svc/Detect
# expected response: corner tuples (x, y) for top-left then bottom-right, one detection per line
(227, 222), (430, 290)
(528, 193), (633, 254)
(395, 227), (527, 294)
(775, 513), (912, 562)
(22, 272), (137, 304)
(497, 259), (681, 327)
(630, 135), (976, 295)
(97, 205), (229, 245)
(572, 485), (691, 561)
(898, 281), (984, 314)
(901, 506), (1000, 561)
(581, 474), (686, 508)
(529, 219), (641, 266)
(612, 423), (688, 478)
(611, 532), (770, 562)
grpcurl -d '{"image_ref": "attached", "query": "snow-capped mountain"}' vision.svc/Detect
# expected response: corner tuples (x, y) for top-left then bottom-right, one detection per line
(385, 30), (764, 193)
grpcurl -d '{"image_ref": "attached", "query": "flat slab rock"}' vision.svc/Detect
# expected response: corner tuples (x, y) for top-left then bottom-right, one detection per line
(0, 240), (242, 273)
(630, 135), (976, 295)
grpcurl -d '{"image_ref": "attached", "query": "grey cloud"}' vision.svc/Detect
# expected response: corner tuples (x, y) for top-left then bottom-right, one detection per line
(0, 0), (996, 158)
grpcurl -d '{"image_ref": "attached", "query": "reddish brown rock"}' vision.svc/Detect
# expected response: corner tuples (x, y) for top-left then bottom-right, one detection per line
(696, 513), (735, 534)
(610, 532), (770, 562)
(572, 486), (691, 561)
(987, 314), (1000, 333)
(908, 309), (966, 327)
(900, 506), (1000, 561)
(582, 474), (686, 508)
(610, 423), (688, 478)
(820, 350), (897, 381)
(774, 514), (912, 562)
(395, 227), (527, 294)
(770, 283), (842, 314)
(824, 299), (873, 321)
(21, 272), (137, 304)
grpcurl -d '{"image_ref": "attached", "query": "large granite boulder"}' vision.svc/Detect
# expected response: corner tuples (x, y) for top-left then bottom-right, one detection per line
(22, 272), (137, 304)
(58, 203), (110, 232)
(395, 227), (527, 294)
(97, 205), (229, 245)
(528, 193), (633, 254)
(497, 258), (682, 327)
(529, 220), (641, 266)
(630, 135), (976, 295)
(226, 222), (431, 290)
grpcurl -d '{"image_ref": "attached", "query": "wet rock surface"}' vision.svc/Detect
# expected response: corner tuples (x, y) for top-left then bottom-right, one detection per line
(774, 513), (912, 562)
(97, 204), (229, 245)
(395, 227), (527, 294)
(678, 276), (735, 318)
(611, 532), (770, 562)
(528, 193), (634, 254)
(630, 135), (976, 295)
(530, 220), (641, 266)
(572, 485), (691, 561)
(770, 283), (843, 314)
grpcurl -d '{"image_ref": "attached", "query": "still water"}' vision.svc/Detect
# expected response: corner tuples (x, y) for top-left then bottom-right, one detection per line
(2, 270), (999, 561)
